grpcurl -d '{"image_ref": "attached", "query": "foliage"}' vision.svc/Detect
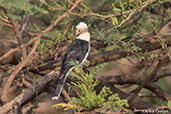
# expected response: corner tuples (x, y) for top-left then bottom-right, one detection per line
(0, 0), (47, 20)
(53, 65), (129, 112)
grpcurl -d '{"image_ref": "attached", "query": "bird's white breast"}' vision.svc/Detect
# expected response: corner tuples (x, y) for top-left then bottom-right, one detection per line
(76, 32), (90, 42)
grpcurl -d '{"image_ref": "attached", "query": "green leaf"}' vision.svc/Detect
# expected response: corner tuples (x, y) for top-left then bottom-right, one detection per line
(113, 7), (122, 13)
(111, 17), (118, 26)
(119, 1), (125, 11)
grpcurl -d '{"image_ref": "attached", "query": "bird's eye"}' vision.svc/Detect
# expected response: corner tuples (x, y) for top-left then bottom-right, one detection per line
(77, 28), (80, 33)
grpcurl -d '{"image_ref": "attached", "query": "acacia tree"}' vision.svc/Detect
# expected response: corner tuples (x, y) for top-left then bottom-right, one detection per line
(0, 0), (171, 113)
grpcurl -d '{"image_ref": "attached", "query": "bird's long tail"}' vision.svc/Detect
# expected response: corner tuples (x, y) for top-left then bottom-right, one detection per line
(52, 74), (67, 100)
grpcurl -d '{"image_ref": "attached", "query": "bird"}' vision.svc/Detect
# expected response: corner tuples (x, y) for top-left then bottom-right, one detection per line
(52, 22), (90, 100)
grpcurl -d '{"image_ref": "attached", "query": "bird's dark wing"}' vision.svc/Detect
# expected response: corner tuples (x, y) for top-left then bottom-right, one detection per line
(60, 39), (90, 77)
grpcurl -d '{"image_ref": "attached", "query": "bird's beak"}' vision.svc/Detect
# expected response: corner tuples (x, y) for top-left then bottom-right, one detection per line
(75, 28), (80, 36)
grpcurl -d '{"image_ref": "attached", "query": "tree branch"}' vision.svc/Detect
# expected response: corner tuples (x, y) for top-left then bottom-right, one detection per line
(128, 55), (169, 105)
(9, 18), (27, 59)
(19, 13), (30, 37)
(88, 37), (171, 65)
(0, 70), (59, 114)
(145, 83), (171, 100)
(153, 72), (171, 82)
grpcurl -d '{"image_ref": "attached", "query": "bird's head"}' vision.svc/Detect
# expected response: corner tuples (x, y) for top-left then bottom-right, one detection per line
(75, 22), (88, 36)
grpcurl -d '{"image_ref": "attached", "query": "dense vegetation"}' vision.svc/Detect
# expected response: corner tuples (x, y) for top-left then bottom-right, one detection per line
(0, 0), (171, 113)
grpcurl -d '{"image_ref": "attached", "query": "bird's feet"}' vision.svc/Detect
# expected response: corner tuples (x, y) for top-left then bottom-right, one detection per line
(52, 96), (59, 100)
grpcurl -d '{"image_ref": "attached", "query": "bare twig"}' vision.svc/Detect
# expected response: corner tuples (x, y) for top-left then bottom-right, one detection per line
(9, 18), (27, 59)
(145, 83), (171, 100)
(0, 21), (12, 27)
(0, 15), (10, 23)
(13, 102), (22, 114)
(0, 36), (39, 62)
(40, 0), (65, 11)
(19, 13), (30, 36)
(153, 18), (171, 35)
